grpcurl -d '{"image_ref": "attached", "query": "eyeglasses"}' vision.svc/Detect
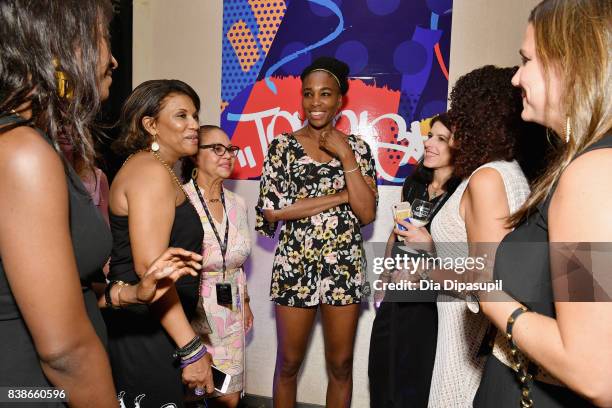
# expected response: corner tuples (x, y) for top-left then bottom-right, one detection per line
(199, 143), (240, 157)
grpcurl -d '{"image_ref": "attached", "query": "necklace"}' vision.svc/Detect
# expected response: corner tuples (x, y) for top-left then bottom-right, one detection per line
(122, 149), (190, 197)
(428, 184), (444, 199)
(150, 150), (188, 195)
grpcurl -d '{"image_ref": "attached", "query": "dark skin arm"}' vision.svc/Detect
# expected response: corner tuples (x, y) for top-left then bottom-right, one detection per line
(94, 247), (203, 308)
(262, 130), (376, 224)
(262, 190), (348, 223)
(320, 129), (377, 224)
(0, 127), (117, 407)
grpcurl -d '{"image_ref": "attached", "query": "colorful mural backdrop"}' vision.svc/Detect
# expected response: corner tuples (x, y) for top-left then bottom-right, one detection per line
(221, 0), (453, 184)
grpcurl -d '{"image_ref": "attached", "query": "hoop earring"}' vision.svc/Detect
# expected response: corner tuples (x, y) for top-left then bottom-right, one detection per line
(191, 167), (198, 180)
(565, 116), (571, 144)
(151, 134), (160, 152)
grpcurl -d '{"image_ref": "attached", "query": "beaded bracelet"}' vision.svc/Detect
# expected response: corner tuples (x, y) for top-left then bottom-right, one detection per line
(173, 335), (203, 359)
(506, 305), (534, 408)
(179, 345), (208, 369)
(183, 343), (205, 360)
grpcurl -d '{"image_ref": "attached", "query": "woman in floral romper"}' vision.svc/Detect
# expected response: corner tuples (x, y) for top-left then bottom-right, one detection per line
(256, 57), (377, 407)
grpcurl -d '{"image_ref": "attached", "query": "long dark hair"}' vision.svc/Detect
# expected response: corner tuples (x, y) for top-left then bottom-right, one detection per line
(411, 114), (450, 184)
(0, 0), (113, 170)
(404, 113), (460, 197)
(112, 79), (200, 155)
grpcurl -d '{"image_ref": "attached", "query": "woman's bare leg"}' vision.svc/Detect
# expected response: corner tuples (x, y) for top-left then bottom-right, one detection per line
(320, 303), (360, 408)
(273, 304), (318, 408)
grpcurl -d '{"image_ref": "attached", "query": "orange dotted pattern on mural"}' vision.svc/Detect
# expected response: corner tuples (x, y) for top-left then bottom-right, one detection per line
(249, 0), (287, 54)
(227, 20), (260, 73)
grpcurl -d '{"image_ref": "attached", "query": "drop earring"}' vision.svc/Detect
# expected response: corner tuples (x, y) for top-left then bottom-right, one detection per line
(565, 116), (571, 144)
(52, 58), (73, 99)
(191, 167), (198, 180)
(151, 134), (160, 152)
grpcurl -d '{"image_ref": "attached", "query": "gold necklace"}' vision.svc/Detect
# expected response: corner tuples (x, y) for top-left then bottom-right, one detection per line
(122, 149), (190, 198)
(150, 150), (190, 196)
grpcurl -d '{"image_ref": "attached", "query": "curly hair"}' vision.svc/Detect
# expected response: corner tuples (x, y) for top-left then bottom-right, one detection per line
(448, 65), (523, 179)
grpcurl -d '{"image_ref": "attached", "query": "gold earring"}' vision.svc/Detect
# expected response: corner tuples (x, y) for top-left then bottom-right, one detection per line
(191, 167), (198, 180)
(565, 116), (571, 144)
(52, 58), (73, 99)
(151, 134), (160, 152)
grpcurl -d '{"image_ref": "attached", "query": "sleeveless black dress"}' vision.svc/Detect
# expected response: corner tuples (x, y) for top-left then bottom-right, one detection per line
(104, 198), (203, 408)
(474, 135), (612, 408)
(0, 116), (112, 407)
(369, 180), (453, 408)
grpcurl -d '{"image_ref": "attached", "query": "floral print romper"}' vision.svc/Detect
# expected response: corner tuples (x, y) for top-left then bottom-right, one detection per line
(256, 133), (377, 307)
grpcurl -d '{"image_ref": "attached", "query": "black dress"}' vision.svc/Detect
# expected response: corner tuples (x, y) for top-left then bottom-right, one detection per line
(0, 116), (112, 407)
(368, 180), (452, 408)
(104, 199), (203, 408)
(474, 135), (612, 408)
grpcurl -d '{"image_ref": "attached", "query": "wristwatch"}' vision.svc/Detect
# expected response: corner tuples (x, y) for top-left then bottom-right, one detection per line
(466, 291), (481, 314)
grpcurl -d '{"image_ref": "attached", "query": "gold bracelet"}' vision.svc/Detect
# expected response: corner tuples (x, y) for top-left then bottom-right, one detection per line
(344, 165), (360, 174)
(115, 282), (129, 308)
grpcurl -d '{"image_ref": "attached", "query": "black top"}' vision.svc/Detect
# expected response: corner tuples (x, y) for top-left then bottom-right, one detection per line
(475, 134), (612, 408)
(401, 180), (450, 233)
(104, 197), (203, 407)
(0, 115), (112, 401)
(107, 198), (204, 318)
(369, 175), (456, 408)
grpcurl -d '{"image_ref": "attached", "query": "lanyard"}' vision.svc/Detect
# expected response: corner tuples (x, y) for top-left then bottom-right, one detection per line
(427, 190), (447, 217)
(192, 179), (229, 279)
(404, 182), (447, 219)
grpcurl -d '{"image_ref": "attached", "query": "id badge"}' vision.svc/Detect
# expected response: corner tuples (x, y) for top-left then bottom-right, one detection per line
(216, 282), (233, 305)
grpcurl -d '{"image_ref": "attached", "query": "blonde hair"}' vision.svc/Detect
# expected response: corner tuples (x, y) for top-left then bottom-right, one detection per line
(510, 0), (612, 226)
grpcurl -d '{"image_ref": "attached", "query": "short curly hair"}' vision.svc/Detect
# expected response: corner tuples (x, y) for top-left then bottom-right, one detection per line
(448, 65), (523, 179)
